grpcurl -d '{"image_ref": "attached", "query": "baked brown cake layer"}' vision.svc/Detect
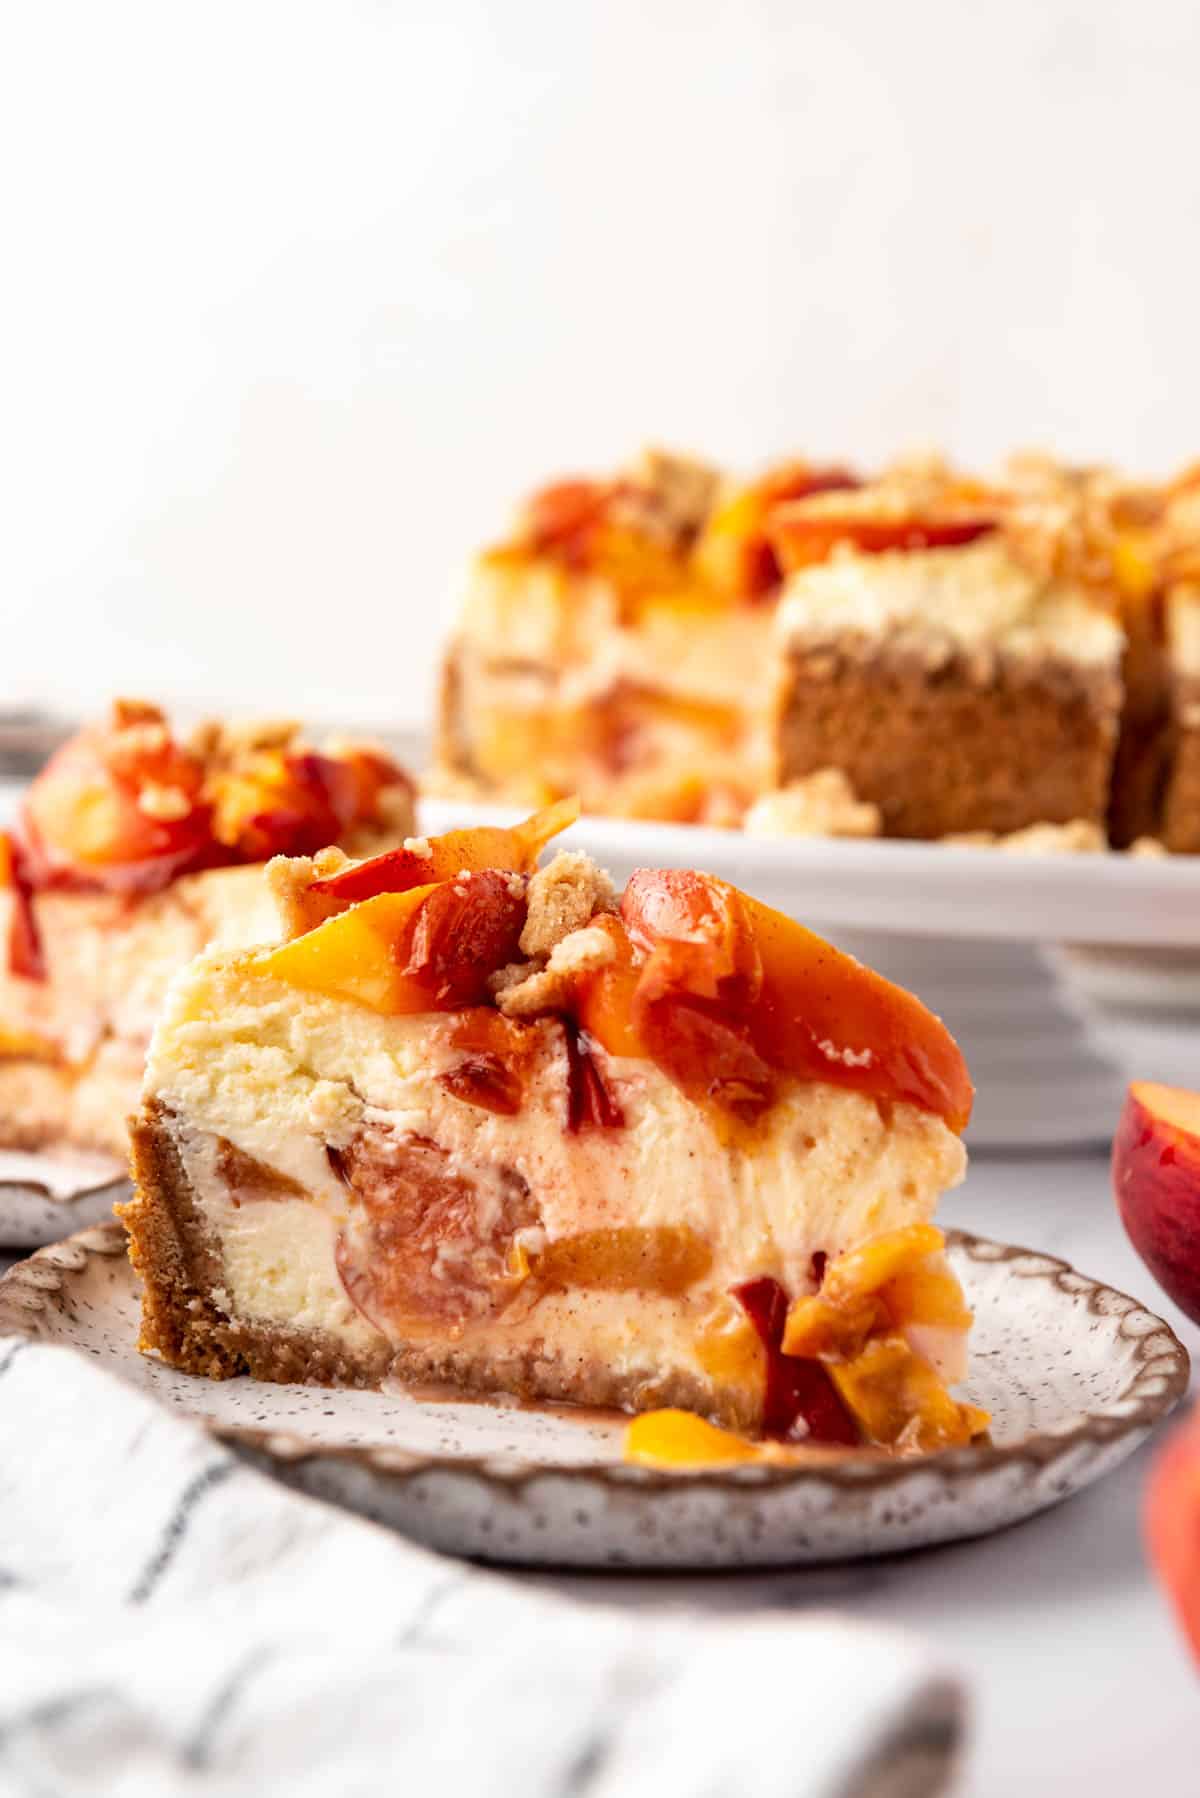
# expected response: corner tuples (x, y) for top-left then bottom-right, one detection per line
(122, 1104), (759, 1426)
(1162, 673), (1200, 852)
(774, 640), (1122, 840)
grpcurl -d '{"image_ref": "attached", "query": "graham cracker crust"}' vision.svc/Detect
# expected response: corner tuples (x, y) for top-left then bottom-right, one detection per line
(774, 638), (1121, 840)
(122, 1103), (758, 1427)
(122, 1104), (390, 1385)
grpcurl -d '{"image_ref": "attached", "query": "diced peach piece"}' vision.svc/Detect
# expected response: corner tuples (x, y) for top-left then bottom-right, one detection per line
(829, 1333), (989, 1453)
(692, 463), (860, 600)
(252, 870), (527, 1014)
(822, 1224), (945, 1307)
(1145, 1407), (1200, 1664)
(439, 1010), (533, 1116)
(734, 1276), (859, 1443)
(782, 1227), (965, 1363)
(333, 1125), (538, 1331)
(562, 1020), (626, 1131)
(1113, 1081), (1200, 1324)
(781, 1290), (883, 1363)
(532, 1226), (712, 1296)
(253, 887), (436, 1011)
(884, 1262), (974, 1332)
(694, 1295), (768, 1390)
(522, 478), (612, 555)
(571, 914), (647, 1060)
(311, 798), (579, 905)
(23, 713), (210, 889)
(0, 839), (44, 980)
(623, 1409), (771, 1467)
(615, 870), (972, 1131)
(208, 748), (365, 861)
(768, 505), (996, 574)
(0, 1023), (58, 1061)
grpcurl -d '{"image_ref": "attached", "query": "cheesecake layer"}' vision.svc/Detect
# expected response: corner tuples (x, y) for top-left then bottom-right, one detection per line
(776, 539), (1124, 670)
(441, 561), (774, 820)
(0, 867), (282, 1154)
(124, 953), (965, 1425)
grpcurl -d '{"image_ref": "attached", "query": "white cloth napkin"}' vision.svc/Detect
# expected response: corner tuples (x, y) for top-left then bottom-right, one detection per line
(0, 1340), (966, 1797)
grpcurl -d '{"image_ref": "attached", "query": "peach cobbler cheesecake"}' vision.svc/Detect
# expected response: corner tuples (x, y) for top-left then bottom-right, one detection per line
(435, 444), (1200, 853)
(0, 702), (414, 1155)
(436, 447), (859, 825)
(122, 803), (986, 1455)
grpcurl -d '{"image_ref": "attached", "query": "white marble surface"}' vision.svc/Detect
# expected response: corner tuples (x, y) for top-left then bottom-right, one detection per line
(521, 1151), (1199, 1796)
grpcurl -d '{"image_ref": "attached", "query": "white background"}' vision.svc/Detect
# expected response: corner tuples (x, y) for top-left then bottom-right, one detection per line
(4, 0), (1199, 729)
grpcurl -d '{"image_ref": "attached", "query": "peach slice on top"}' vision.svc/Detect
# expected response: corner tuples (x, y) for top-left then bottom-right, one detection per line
(252, 802), (579, 1012)
(579, 869), (973, 1132)
(308, 797), (579, 907)
(258, 818), (971, 1141)
(691, 461), (860, 600)
(22, 704), (212, 892)
(254, 872), (528, 1015)
(767, 503), (996, 574)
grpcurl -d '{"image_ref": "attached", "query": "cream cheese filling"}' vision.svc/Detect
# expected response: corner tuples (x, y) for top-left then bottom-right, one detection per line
(458, 558), (775, 711)
(777, 539), (1123, 667)
(147, 954), (967, 1389)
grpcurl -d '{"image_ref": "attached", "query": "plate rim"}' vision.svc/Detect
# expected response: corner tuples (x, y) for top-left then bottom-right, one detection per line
(0, 1170), (128, 1209)
(0, 1220), (1188, 1496)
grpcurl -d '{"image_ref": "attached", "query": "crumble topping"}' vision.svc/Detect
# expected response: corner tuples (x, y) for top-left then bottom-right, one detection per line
(616, 447), (723, 545)
(942, 819), (1106, 853)
(266, 848), (353, 940)
(187, 716), (302, 762)
(495, 924), (617, 1019)
(519, 851), (616, 959)
(744, 771), (882, 840)
(111, 697), (167, 732)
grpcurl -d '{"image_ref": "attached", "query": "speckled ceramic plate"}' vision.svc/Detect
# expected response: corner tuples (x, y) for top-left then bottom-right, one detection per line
(0, 1148), (128, 1247)
(0, 1222), (1187, 1569)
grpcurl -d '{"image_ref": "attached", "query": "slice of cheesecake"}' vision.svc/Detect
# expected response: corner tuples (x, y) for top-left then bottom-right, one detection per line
(0, 701), (414, 1156)
(769, 457), (1126, 841)
(122, 804), (984, 1452)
